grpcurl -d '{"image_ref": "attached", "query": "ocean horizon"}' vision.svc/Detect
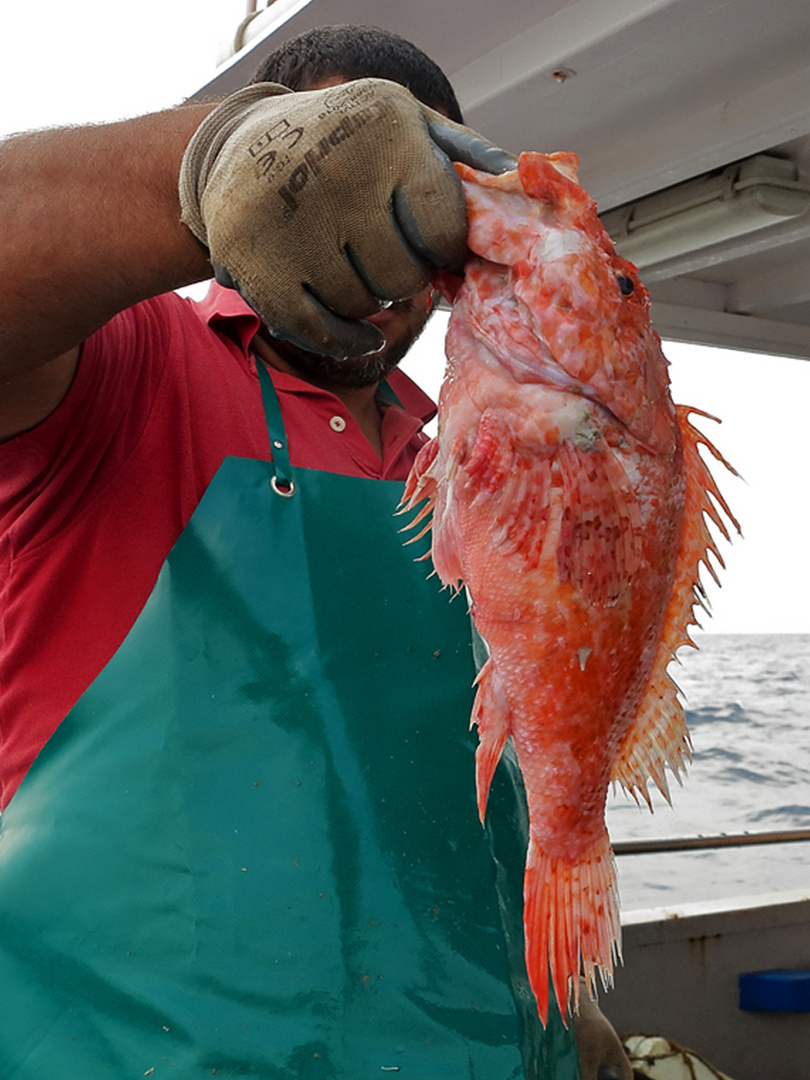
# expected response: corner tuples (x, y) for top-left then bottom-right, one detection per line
(606, 632), (810, 912)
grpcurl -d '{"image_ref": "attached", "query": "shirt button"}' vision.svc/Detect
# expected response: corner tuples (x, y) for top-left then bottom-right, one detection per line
(329, 415), (347, 432)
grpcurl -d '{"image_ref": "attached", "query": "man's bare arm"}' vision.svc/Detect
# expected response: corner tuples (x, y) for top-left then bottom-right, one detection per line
(0, 84), (514, 439)
(0, 104), (216, 387)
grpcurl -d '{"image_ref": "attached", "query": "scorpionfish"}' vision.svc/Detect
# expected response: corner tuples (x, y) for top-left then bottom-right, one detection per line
(402, 152), (738, 1025)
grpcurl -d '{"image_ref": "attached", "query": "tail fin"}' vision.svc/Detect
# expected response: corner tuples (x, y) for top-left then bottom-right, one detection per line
(523, 831), (620, 1027)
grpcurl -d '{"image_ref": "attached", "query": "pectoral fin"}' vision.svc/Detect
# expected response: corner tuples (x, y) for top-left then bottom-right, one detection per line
(465, 410), (554, 571)
(556, 440), (642, 607)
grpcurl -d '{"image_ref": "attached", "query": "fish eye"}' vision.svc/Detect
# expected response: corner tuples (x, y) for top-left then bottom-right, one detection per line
(617, 274), (635, 296)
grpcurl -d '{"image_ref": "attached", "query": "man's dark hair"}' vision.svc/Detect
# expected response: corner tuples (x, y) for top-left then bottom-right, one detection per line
(250, 25), (464, 123)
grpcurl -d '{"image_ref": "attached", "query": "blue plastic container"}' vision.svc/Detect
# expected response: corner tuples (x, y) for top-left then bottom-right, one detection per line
(739, 970), (810, 1012)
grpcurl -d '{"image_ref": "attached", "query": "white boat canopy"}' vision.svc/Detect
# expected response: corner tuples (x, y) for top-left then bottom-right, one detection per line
(196, 0), (810, 362)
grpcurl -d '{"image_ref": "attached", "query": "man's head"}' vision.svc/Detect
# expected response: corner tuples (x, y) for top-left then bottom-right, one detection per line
(248, 26), (460, 387)
(250, 25), (463, 124)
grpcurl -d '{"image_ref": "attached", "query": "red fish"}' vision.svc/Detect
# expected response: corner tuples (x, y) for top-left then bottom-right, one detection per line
(402, 152), (738, 1025)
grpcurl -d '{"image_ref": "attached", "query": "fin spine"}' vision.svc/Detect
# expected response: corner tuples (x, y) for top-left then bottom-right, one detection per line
(612, 406), (739, 804)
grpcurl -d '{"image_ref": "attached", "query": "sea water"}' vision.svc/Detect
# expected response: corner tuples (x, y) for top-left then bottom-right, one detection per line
(605, 633), (810, 912)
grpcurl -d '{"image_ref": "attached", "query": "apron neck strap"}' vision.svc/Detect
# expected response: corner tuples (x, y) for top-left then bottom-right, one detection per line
(256, 358), (402, 492)
(376, 379), (403, 409)
(256, 360), (294, 492)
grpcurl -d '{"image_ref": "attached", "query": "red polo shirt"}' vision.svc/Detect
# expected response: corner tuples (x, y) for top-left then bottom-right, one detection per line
(0, 285), (436, 808)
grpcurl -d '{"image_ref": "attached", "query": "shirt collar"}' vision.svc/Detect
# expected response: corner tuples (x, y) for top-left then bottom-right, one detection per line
(196, 280), (262, 355)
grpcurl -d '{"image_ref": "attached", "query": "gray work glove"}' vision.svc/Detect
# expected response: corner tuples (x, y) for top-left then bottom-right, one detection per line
(179, 78), (514, 357)
(574, 981), (633, 1080)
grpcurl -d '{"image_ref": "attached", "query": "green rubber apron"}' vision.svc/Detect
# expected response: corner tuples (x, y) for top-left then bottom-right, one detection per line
(0, 365), (578, 1079)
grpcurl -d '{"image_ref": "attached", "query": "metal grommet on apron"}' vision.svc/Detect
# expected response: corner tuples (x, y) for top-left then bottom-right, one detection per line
(0, 360), (578, 1078)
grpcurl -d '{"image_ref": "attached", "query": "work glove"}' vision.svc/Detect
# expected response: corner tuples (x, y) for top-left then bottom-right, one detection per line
(179, 78), (515, 357)
(574, 981), (634, 1080)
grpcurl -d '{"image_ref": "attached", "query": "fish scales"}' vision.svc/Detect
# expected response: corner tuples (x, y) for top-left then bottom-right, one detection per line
(401, 152), (738, 1025)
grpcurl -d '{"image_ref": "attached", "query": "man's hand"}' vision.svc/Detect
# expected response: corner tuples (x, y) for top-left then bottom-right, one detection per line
(179, 78), (515, 357)
(574, 981), (633, 1080)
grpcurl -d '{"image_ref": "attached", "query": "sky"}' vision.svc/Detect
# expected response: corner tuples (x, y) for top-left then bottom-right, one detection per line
(2, 0), (808, 635)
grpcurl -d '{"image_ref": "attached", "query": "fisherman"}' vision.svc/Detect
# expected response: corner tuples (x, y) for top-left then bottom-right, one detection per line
(0, 24), (631, 1080)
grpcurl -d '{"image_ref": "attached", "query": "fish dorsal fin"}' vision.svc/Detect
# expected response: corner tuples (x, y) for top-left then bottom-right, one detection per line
(546, 151), (580, 183)
(517, 152), (593, 216)
(611, 407), (740, 803)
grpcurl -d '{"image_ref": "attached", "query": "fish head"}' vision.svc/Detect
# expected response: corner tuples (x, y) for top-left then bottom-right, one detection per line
(459, 153), (677, 454)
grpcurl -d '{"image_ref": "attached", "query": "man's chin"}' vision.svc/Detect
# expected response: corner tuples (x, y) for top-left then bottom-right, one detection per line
(269, 341), (397, 388)
(269, 322), (420, 389)
(258, 293), (433, 391)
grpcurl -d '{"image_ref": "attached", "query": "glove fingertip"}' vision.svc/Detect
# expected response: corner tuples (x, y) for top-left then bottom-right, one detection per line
(303, 288), (386, 358)
(212, 267), (385, 359)
(428, 120), (517, 175)
(392, 187), (467, 275)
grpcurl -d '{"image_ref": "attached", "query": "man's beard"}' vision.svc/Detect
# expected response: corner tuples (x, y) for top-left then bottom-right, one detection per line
(264, 300), (430, 389)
